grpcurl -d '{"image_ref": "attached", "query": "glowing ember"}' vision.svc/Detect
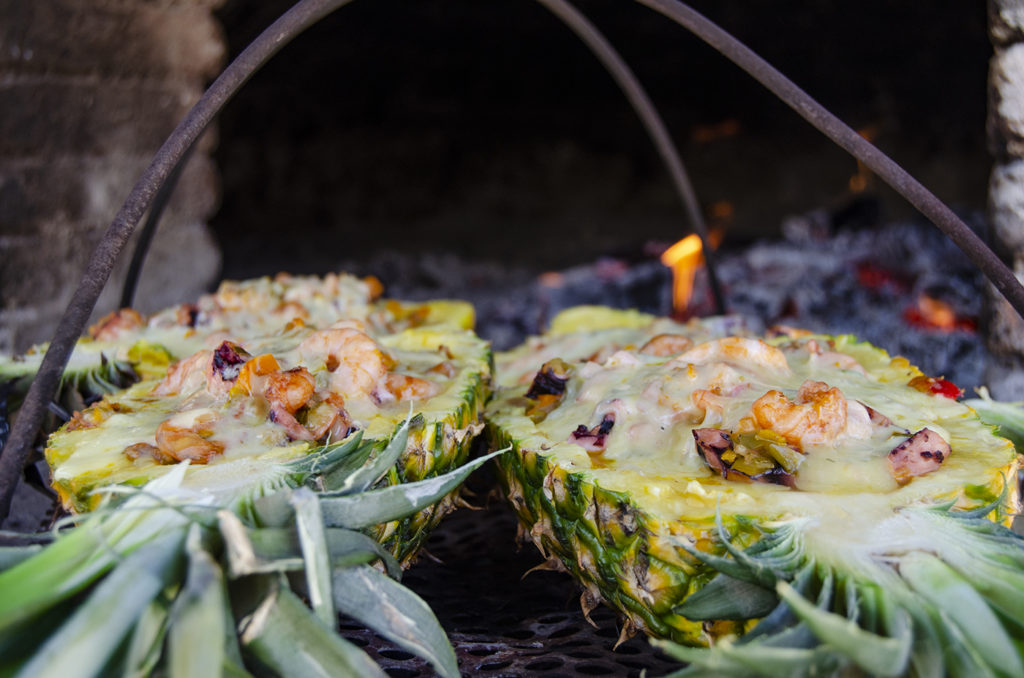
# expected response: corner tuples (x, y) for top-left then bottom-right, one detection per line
(903, 295), (975, 333)
(660, 234), (703, 313)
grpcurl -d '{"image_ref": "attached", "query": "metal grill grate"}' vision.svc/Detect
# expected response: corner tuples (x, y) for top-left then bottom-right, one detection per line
(341, 466), (680, 677)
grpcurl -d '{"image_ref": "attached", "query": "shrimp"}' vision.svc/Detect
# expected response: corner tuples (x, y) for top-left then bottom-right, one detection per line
(154, 409), (224, 464)
(383, 373), (440, 401)
(154, 341), (251, 397)
(298, 327), (393, 397)
(89, 308), (145, 341)
(806, 339), (866, 374)
(640, 334), (694, 357)
(154, 350), (213, 396)
(750, 380), (848, 450)
(676, 338), (791, 375)
(262, 367), (318, 440)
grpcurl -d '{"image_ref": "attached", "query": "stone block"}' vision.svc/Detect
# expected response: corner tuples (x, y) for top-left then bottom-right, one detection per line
(990, 159), (1024, 252)
(0, 0), (224, 82)
(991, 0), (1024, 46)
(989, 44), (1024, 158)
(0, 153), (219, 235)
(0, 79), (202, 158)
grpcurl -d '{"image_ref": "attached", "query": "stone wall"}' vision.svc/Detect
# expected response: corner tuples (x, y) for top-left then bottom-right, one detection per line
(0, 0), (224, 353)
(988, 0), (1024, 396)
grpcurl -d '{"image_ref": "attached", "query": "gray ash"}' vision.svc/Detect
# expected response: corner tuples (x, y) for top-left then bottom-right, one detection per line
(340, 214), (993, 391)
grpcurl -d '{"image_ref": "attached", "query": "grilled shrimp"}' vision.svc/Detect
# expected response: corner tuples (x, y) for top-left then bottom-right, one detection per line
(154, 342), (250, 398)
(677, 338), (791, 374)
(640, 334), (694, 357)
(298, 327), (391, 396)
(154, 409), (224, 464)
(262, 367), (318, 440)
(89, 308), (146, 341)
(806, 339), (866, 374)
(750, 380), (847, 450)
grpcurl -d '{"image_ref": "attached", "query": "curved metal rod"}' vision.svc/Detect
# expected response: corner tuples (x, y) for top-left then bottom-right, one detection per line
(634, 0), (1024, 319)
(119, 143), (198, 308)
(0, 0), (358, 521)
(535, 0), (726, 315)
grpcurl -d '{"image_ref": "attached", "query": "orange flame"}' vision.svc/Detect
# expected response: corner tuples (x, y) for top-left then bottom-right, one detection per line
(661, 234), (703, 313)
(849, 126), (878, 194)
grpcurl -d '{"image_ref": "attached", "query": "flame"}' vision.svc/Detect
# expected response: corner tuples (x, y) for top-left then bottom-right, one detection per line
(848, 126), (878, 194)
(661, 234), (703, 313)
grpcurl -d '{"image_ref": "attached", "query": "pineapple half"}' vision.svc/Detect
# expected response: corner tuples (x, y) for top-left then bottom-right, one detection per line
(488, 307), (1023, 675)
(47, 320), (491, 567)
(0, 271), (475, 429)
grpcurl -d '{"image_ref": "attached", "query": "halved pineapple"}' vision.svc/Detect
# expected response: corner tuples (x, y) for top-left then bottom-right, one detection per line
(47, 321), (491, 566)
(488, 307), (1022, 674)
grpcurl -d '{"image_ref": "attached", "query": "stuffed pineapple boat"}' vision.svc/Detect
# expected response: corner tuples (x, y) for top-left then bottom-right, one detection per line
(45, 318), (491, 566)
(0, 306), (493, 676)
(488, 307), (1023, 676)
(0, 271), (474, 426)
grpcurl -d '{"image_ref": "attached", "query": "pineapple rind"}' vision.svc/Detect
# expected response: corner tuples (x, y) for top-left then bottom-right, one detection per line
(491, 424), (757, 645)
(489, 308), (1021, 647)
(369, 365), (490, 565)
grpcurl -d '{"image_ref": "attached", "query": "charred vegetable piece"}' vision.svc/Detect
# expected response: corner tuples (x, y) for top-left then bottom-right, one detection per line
(570, 413), (616, 451)
(524, 358), (573, 422)
(694, 428), (796, 487)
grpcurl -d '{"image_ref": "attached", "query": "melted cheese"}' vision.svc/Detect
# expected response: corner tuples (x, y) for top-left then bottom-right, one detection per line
(491, 332), (1017, 526)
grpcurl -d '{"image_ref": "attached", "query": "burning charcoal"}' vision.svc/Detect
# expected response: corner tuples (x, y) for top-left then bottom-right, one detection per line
(888, 428), (950, 485)
(212, 341), (251, 382)
(569, 413), (615, 451)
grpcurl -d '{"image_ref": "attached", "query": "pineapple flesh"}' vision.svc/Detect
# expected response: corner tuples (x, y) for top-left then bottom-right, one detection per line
(488, 307), (1022, 674)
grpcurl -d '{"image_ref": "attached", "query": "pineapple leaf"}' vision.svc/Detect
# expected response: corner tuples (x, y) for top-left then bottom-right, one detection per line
(14, 530), (187, 678)
(899, 551), (1023, 677)
(120, 593), (173, 678)
(332, 565), (460, 678)
(219, 510), (401, 579)
(167, 525), (243, 678)
(317, 449), (504, 529)
(0, 545), (42, 572)
(675, 573), (778, 621)
(289, 488), (335, 628)
(652, 638), (846, 678)
(324, 415), (418, 496)
(776, 581), (911, 677)
(239, 581), (385, 678)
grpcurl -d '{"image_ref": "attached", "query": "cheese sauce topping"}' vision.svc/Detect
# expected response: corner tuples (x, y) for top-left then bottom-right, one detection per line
(492, 331), (1016, 523)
